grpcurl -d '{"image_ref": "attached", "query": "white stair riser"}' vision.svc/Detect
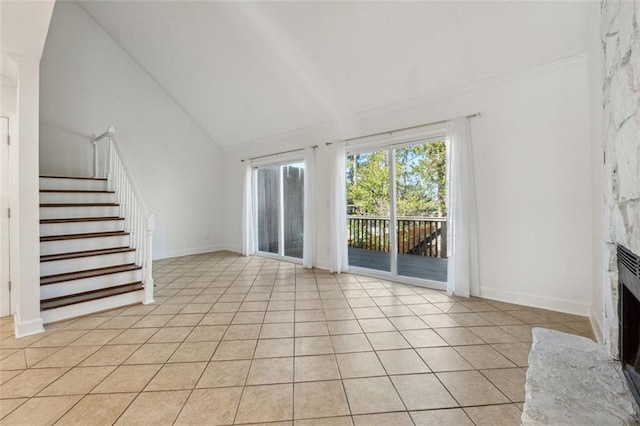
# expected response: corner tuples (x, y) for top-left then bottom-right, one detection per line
(40, 269), (142, 300)
(39, 177), (108, 191)
(40, 235), (130, 255)
(41, 290), (144, 324)
(40, 205), (120, 219)
(40, 192), (115, 204)
(40, 220), (124, 237)
(41, 251), (136, 276)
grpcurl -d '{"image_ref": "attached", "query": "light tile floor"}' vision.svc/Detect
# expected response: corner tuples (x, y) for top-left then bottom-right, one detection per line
(0, 252), (595, 425)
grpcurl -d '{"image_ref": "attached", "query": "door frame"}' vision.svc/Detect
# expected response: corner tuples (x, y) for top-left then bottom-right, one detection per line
(345, 133), (448, 290)
(0, 116), (13, 317)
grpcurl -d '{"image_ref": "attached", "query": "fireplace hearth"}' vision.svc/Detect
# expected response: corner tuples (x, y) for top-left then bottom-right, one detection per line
(618, 245), (640, 406)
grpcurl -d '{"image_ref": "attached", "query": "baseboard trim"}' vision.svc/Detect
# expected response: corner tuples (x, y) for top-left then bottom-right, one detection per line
(223, 245), (242, 255)
(154, 244), (227, 260)
(14, 316), (45, 338)
(479, 286), (591, 317)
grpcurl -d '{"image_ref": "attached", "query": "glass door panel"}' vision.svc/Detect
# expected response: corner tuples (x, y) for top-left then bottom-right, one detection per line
(395, 142), (448, 281)
(256, 161), (305, 260)
(344, 139), (448, 283)
(257, 166), (280, 254)
(283, 163), (304, 259)
(346, 150), (391, 272)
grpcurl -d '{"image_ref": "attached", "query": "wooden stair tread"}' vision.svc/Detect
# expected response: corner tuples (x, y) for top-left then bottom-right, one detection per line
(40, 217), (123, 224)
(41, 263), (141, 285)
(40, 282), (143, 311)
(40, 203), (118, 207)
(41, 247), (134, 262)
(41, 231), (128, 242)
(39, 175), (107, 181)
(40, 189), (115, 193)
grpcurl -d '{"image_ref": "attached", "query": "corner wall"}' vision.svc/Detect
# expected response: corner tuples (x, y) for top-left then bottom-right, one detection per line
(588, 1), (605, 344)
(600, 0), (640, 355)
(40, 1), (226, 259)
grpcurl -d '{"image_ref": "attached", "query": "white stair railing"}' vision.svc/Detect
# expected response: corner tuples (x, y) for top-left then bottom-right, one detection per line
(93, 125), (155, 304)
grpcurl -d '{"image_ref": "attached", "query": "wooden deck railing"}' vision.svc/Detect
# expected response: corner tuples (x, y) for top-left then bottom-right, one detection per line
(347, 216), (447, 258)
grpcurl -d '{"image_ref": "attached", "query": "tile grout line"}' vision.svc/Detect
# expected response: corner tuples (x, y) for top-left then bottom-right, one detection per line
(0, 252), (593, 425)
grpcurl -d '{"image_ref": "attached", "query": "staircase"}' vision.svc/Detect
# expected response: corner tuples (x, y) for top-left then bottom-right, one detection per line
(39, 126), (155, 324)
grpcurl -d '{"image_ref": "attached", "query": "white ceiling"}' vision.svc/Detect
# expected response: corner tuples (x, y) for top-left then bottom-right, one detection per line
(78, 1), (591, 148)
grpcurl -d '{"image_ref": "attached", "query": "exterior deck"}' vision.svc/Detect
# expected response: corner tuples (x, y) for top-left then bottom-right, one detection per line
(348, 247), (448, 282)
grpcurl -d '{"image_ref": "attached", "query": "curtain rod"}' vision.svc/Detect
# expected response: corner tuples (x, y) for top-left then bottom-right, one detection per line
(325, 112), (481, 146)
(240, 145), (318, 163)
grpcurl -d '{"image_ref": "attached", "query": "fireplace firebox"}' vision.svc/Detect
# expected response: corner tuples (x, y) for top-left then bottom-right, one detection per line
(618, 244), (640, 405)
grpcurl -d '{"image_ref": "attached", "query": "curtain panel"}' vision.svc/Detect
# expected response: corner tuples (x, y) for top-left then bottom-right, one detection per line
(241, 161), (255, 256)
(446, 117), (479, 297)
(303, 147), (316, 268)
(329, 141), (349, 273)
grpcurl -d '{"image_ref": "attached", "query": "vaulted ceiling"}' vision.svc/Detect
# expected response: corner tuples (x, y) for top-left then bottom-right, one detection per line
(78, 1), (591, 148)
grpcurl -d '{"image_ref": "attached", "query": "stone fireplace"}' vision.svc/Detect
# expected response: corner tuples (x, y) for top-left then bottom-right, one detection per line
(618, 245), (640, 404)
(600, 0), (640, 357)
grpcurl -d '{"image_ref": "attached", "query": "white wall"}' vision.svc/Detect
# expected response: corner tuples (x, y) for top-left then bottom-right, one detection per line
(224, 56), (594, 316)
(1, 0), (55, 336)
(40, 1), (226, 259)
(0, 84), (16, 116)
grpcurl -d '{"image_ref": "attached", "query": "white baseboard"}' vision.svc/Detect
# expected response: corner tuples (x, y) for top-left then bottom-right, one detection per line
(14, 316), (45, 338)
(479, 286), (591, 317)
(154, 244), (227, 260)
(223, 245), (241, 254)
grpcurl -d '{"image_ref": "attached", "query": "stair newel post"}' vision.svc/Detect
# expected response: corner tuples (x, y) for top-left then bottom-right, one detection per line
(106, 134), (113, 190)
(143, 214), (156, 305)
(138, 214), (144, 265)
(122, 180), (129, 233)
(133, 204), (139, 262)
(93, 139), (99, 178)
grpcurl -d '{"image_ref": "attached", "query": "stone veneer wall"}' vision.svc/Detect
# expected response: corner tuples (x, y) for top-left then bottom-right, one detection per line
(601, 0), (640, 356)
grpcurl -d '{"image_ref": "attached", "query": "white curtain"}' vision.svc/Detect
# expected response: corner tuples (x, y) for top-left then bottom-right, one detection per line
(446, 117), (479, 297)
(241, 161), (255, 256)
(303, 147), (316, 268)
(329, 141), (349, 273)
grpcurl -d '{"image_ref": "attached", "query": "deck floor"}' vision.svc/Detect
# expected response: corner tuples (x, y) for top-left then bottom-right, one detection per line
(348, 247), (448, 282)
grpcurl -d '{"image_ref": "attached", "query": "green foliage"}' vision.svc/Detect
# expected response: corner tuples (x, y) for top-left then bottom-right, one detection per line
(346, 141), (447, 217)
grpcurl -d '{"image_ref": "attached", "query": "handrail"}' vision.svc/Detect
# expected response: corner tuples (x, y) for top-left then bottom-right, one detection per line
(104, 126), (149, 215)
(93, 125), (155, 305)
(93, 129), (110, 142)
(347, 216), (447, 258)
(347, 215), (446, 221)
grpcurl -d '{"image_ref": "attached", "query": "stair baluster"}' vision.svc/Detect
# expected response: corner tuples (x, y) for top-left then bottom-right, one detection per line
(94, 126), (154, 305)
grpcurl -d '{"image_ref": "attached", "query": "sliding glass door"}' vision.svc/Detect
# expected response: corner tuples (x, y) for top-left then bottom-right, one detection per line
(345, 139), (448, 283)
(256, 161), (304, 260)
